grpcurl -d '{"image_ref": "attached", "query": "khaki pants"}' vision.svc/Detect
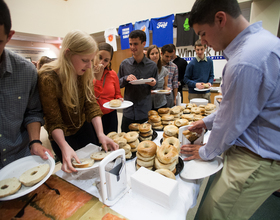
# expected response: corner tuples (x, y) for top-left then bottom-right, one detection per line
(188, 92), (211, 103)
(199, 145), (280, 220)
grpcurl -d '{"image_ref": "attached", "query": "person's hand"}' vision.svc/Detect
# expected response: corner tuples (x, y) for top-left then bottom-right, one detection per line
(98, 134), (119, 152)
(30, 143), (54, 160)
(60, 146), (80, 173)
(93, 64), (105, 80)
(126, 74), (137, 82)
(118, 97), (124, 102)
(196, 82), (204, 89)
(145, 78), (156, 87)
(181, 144), (203, 161)
(188, 120), (207, 134)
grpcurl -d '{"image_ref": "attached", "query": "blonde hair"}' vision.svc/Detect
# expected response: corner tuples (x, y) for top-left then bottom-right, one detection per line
(39, 30), (98, 109)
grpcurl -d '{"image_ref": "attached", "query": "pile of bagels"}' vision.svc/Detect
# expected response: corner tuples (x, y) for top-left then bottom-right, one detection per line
(107, 131), (139, 159)
(129, 123), (154, 141)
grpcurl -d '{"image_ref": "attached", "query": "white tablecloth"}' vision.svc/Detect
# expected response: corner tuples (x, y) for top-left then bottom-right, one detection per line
(56, 131), (210, 220)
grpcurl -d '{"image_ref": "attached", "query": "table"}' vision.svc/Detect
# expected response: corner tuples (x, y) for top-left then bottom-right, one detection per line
(56, 131), (210, 220)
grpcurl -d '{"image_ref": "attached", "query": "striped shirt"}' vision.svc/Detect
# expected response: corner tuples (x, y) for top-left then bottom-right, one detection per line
(164, 61), (179, 89)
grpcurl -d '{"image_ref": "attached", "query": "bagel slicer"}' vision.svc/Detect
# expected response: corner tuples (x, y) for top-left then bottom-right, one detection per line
(99, 149), (130, 206)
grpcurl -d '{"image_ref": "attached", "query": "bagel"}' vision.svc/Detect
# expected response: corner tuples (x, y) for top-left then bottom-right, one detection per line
(140, 129), (153, 137)
(153, 125), (164, 130)
(174, 119), (189, 127)
(183, 109), (191, 114)
(136, 152), (156, 161)
(205, 104), (216, 111)
(158, 108), (170, 114)
(72, 158), (94, 168)
(107, 131), (117, 139)
(129, 123), (140, 131)
(170, 106), (181, 114)
(124, 131), (139, 143)
(155, 169), (176, 180)
(0, 178), (21, 198)
(121, 144), (131, 154)
(90, 151), (111, 161)
(136, 163), (153, 170)
(162, 137), (180, 153)
(162, 120), (175, 125)
(194, 115), (203, 121)
(181, 114), (194, 121)
(136, 158), (154, 167)
(191, 107), (201, 114)
(162, 132), (174, 140)
(149, 115), (161, 123)
(139, 123), (152, 133)
(137, 141), (157, 158)
(203, 83), (210, 88)
(148, 110), (158, 116)
(183, 130), (200, 143)
(156, 145), (178, 164)
(161, 115), (174, 121)
(154, 157), (177, 171)
(139, 135), (153, 141)
(113, 136), (127, 147)
(128, 138), (139, 149)
(125, 151), (132, 159)
(109, 99), (122, 107)
(149, 121), (162, 127)
(19, 164), (50, 187)
(164, 125), (179, 137)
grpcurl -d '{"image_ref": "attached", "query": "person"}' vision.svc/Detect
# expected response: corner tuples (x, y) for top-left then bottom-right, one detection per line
(146, 45), (169, 110)
(181, 0), (280, 219)
(93, 42), (123, 135)
(0, 0), (53, 169)
(170, 44), (188, 103)
(37, 56), (53, 70)
(161, 44), (179, 107)
(38, 30), (118, 173)
(118, 30), (158, 132)
(183, 39), (214, 103)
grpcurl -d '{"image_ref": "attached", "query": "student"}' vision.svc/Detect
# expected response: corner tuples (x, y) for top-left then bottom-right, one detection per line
(93, 42), (123, 135)
(0, 0), (53, 169)
(37, 56), (54, 70)
(118, 30), (158, 132)
(161, 44), (179, 107)
(170, 44), (188, 103)
(181, 0), (280, 219)
(147, 45), (169, 110)
(38, 30), (118, 173)
(183, 39), (214, 103)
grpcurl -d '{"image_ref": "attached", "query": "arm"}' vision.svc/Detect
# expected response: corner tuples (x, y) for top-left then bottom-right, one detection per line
(91, 116), (119, 152)
(27, 122), (54, 159)
(172, 66), (179, 105)
(113, 70), (123, 101)
(207, 58), (214, 85)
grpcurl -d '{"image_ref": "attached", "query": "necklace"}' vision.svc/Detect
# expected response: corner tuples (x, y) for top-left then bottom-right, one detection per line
(67, 106), (82, 129)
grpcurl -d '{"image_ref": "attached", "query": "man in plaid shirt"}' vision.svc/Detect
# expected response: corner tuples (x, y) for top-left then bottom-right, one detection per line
(161, 44), (179, 107)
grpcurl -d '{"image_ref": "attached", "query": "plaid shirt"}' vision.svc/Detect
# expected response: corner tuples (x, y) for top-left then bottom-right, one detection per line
(164, 61), (179, 89)
(0, 49), (44, 168)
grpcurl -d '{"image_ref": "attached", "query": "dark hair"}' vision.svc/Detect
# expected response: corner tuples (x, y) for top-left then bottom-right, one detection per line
(189, 0), (241, 27)
(37, 56), (53, 70)
(0, 0), (12, 35)
(194, 39), (206, 48)
(147, 45), (162, 73)
(129, 30), (146, 43)
(98, 42), (114, 70)
(161, 44), (174, 55)
(169, 44), (176, 51)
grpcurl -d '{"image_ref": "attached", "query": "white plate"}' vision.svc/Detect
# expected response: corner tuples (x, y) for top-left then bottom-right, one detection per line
(103, 100), (133, 110)
(194, 88), (210, 92)
(129, 79), (153, 85)
(153, 90), (171, 95)
(180, 156), (223, 180)
(0, 152), (55, 201)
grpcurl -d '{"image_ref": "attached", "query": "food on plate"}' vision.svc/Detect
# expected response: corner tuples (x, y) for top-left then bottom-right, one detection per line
(161, 115), (174, 121)
(158, 90), (169, 93)
(0, 177), (22, 198)
(124, 131), (139, 143)
(72, 158), (94, 168)
(102, 213), (126, 220)
(19, 164), (50, 187)
(125, 151), (132, 159)
(157, 144), (178, 164)
(203, 83), (210, 88)
(148, 115), (161, 123)
(128, 139), (139, 152)
(163, 125), (179, 137)
(148, 110), (158, 116)
(191, 107), (201, 114)
(183, 130), (200, 143)
(113, 136), (127, 147)
(174, 119), (189, 128)
(158, 107), (170, 114)
(107, 131), (118, 139)
(90, 151), (111, 161)
(139, 123), (152, 133)
(109, 99), (122, 107)
(155, 169), (176, 180)
(154, 157), (177, 172)
(136, 141), (157, 169)
(170, 106), (182, 114)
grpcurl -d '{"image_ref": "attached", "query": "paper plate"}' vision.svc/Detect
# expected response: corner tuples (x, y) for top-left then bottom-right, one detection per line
(129, 79), (153, 85)
(194, 88), (210, 92)
(103, 100), (133, 110)
(153, 90), (171, 95)
(180, 156), (223, 180)
(0, 152), (55, 201)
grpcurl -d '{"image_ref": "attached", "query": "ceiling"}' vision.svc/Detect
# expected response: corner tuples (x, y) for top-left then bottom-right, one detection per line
(11, 31), (106, 45)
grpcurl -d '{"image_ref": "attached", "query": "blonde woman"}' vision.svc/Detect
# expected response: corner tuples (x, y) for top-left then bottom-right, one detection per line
(38, 30), (118, 173)
(147, 45), (170, 110)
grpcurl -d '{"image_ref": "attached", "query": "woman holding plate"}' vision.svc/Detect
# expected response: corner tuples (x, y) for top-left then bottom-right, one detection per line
(147, 45), (170, 111)
(93, 43), (123, 134)
(38, 30), (118, 173)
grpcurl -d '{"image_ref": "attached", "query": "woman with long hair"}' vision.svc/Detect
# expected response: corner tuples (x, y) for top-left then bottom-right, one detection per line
(147, 45), (170, 110)
(38, 30), (118, 173)
(93, 42), (123, 135)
